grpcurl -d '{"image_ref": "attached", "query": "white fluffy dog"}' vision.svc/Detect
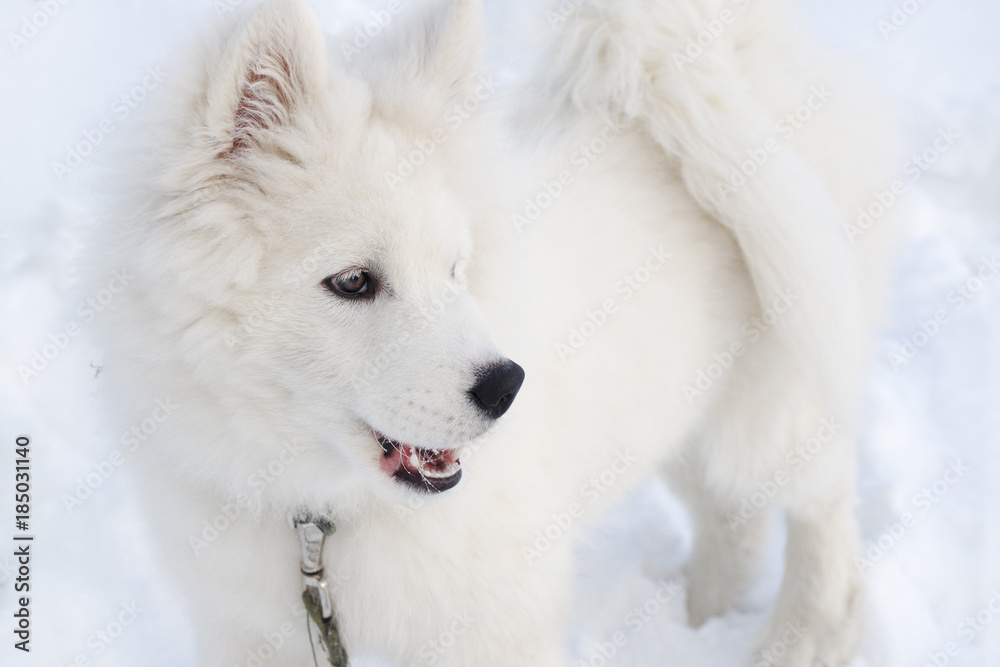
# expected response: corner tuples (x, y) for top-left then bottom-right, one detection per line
(92, 0), (896, 665)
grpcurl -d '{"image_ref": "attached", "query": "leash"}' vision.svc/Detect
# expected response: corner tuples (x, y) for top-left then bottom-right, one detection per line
(290, 511), (350, 667)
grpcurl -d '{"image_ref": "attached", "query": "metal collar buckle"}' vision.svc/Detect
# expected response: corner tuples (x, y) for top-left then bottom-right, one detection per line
(289, 511), (349, 667)
(291, 512), (335, 617)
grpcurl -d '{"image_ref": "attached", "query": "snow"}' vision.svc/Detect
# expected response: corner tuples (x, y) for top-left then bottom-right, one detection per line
(1, 0), (998, 665)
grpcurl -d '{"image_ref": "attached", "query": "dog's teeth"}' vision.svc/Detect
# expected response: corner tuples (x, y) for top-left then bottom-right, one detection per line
(385, 440), (461, 479)
(423, 464), (457, 478)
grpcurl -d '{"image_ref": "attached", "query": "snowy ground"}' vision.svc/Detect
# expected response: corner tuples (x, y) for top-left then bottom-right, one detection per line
(1, 0), (998, 665)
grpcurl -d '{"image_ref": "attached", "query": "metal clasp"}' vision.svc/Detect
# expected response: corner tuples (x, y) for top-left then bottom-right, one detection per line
(289, 511), (336, 621)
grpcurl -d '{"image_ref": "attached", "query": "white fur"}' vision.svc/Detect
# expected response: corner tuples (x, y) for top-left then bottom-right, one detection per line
(91, 0), (897, 665)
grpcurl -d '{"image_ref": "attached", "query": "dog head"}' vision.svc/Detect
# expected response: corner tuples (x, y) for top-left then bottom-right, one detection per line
(109, 0), (521, 505)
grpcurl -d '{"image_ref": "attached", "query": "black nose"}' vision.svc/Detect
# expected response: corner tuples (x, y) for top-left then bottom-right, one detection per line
(469, 360), (525, 420)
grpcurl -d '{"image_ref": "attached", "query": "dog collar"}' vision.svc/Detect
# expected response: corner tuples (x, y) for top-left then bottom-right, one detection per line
(289, 511), (350, 666)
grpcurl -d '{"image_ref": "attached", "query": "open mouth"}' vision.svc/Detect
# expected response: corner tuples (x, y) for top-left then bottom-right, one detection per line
(375, 432), (463, 493)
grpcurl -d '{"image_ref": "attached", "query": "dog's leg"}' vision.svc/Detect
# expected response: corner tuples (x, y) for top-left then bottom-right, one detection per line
(754, 466), (864, 667)
(667, 458), (773, 627)
(685, 330), (865, 667)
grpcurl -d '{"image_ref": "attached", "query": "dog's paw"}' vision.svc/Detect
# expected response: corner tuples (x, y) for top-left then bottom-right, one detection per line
(750, 605), (864, 667)
(684, 533), (767, 627)
(685, 577), (741, 628)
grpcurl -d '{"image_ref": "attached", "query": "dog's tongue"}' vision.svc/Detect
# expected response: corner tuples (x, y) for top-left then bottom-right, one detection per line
(379, 445), (404, 476)
(379, 443), (459, 478)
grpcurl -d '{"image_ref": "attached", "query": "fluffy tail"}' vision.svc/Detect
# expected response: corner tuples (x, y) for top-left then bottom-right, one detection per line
(545, 0), (867, 413)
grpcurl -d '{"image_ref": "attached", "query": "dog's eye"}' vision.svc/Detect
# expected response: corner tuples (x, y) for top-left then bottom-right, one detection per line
(323, 270), (372, 298)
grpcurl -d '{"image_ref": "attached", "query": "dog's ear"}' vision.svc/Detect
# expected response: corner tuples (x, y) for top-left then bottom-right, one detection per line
(205, 0), (327, 159)
(418, 0), (484, 103)
(370, 0), (483, 112)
